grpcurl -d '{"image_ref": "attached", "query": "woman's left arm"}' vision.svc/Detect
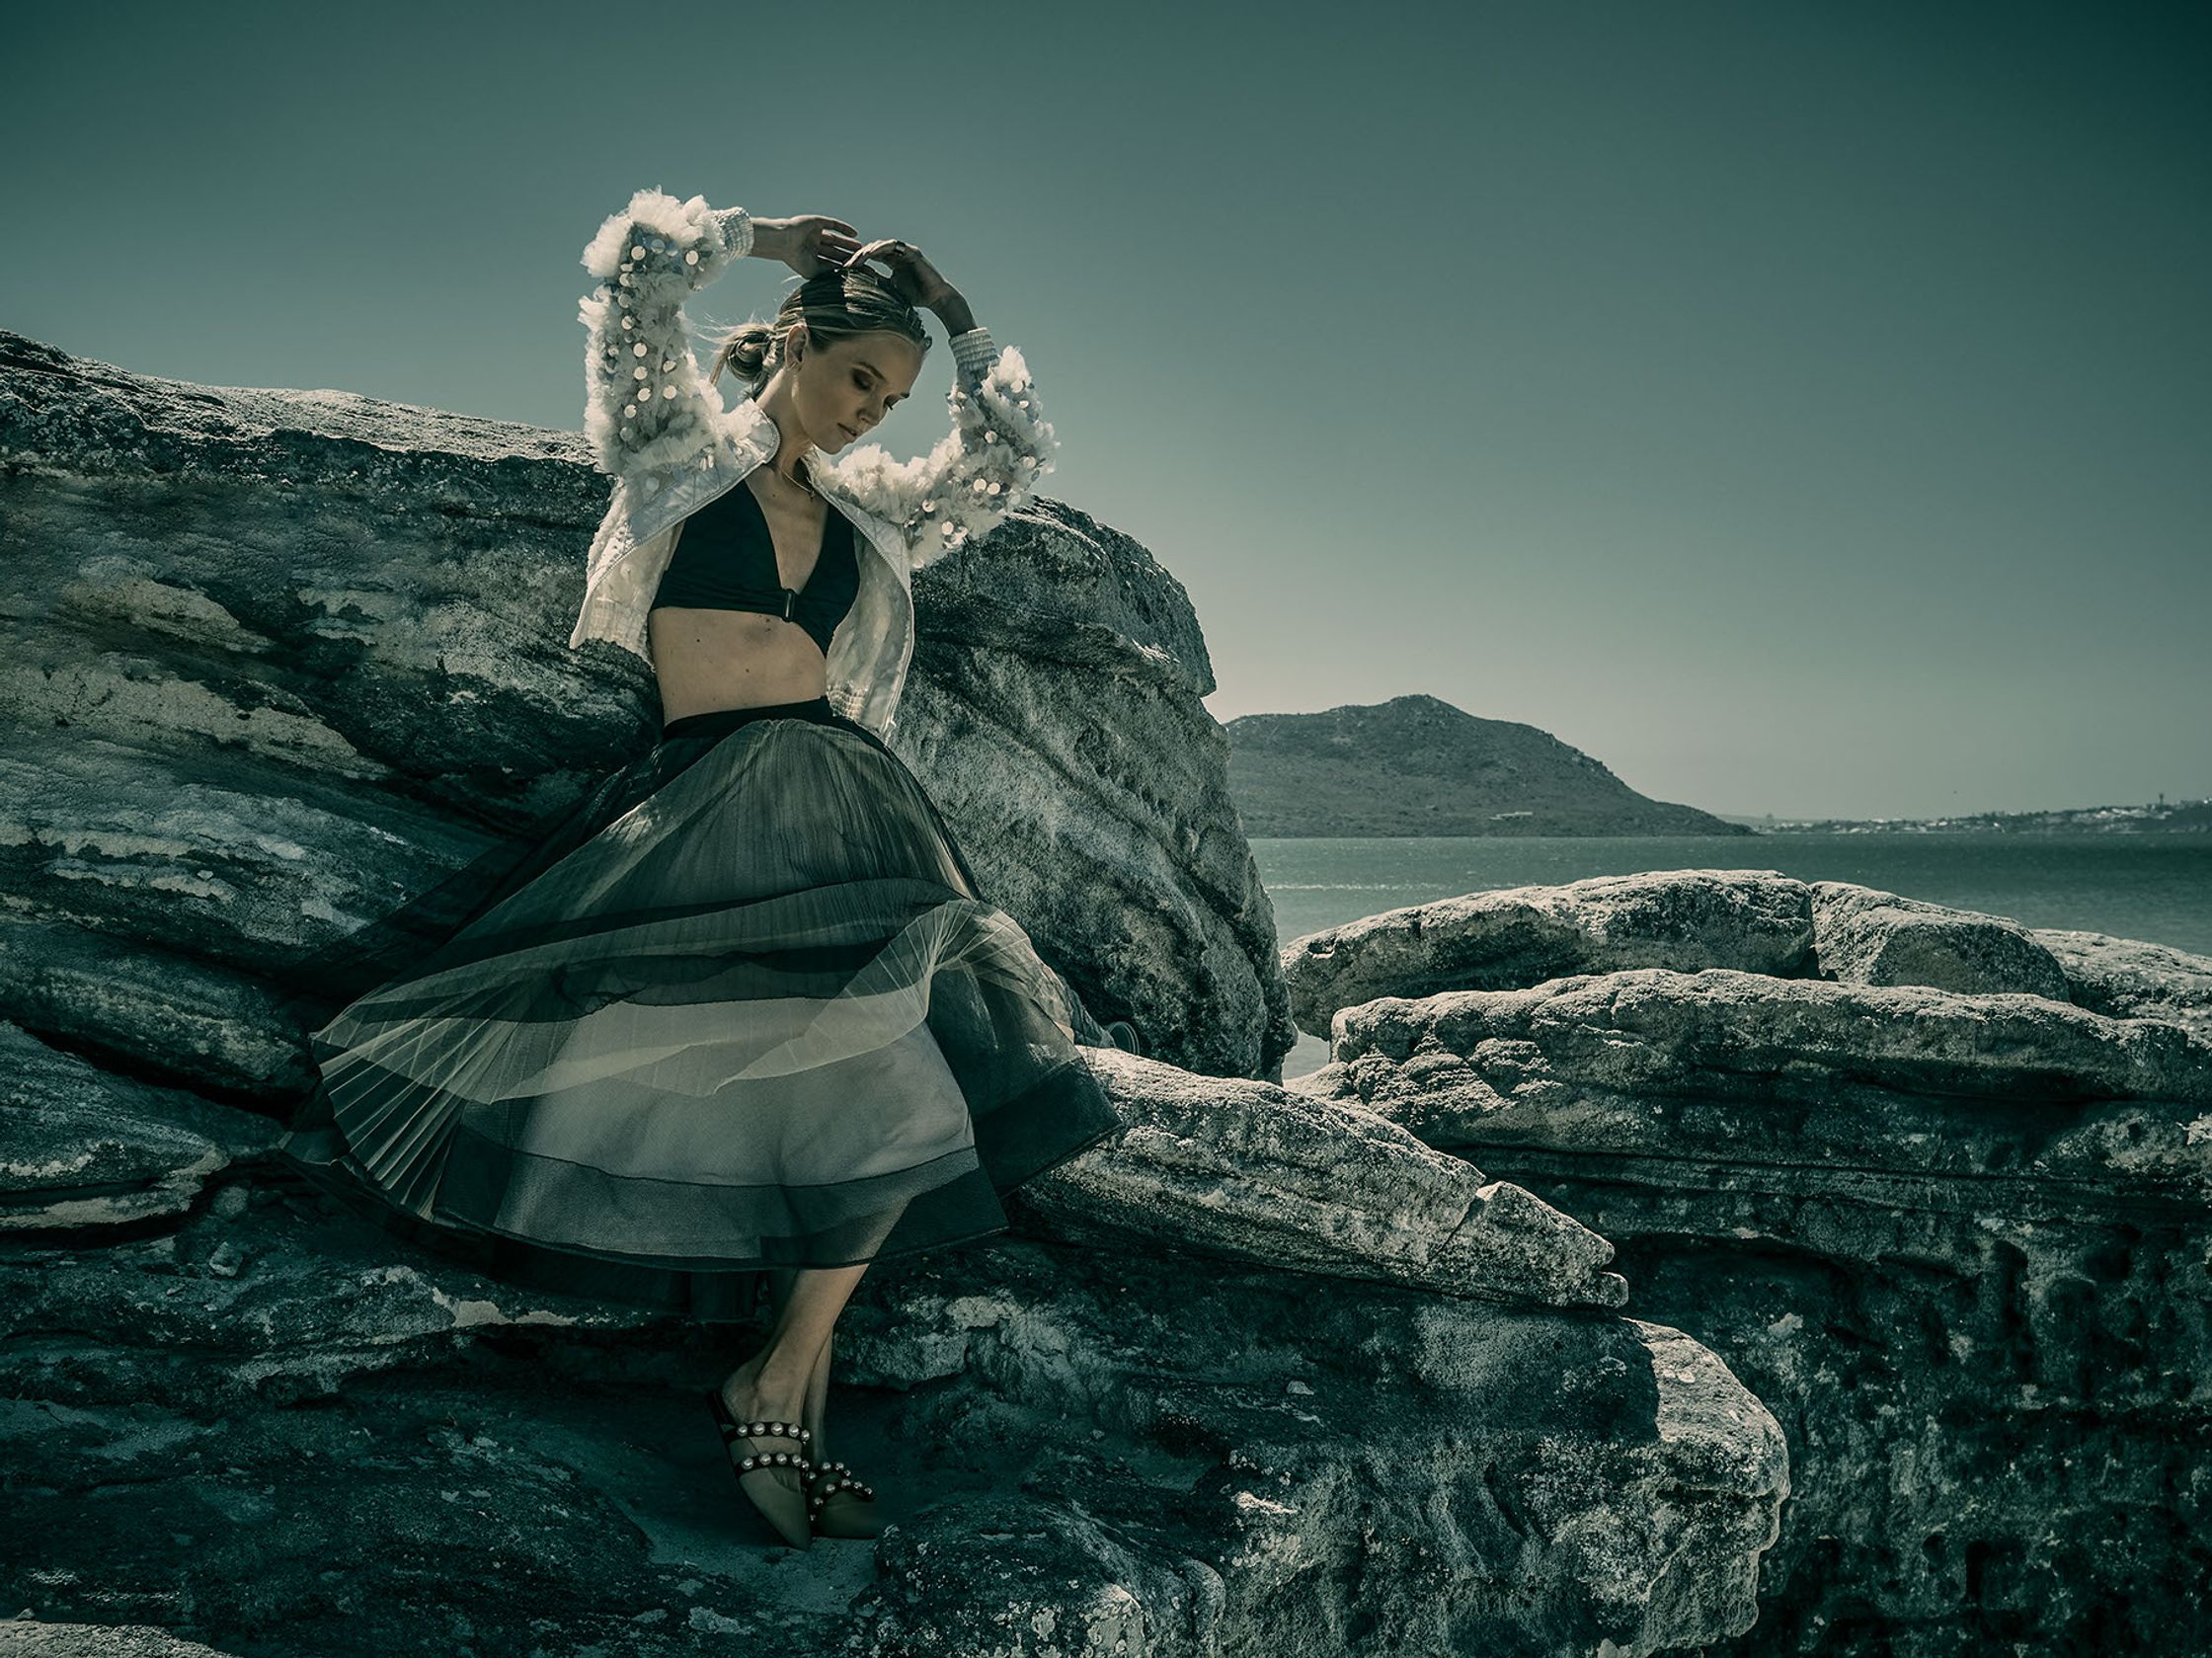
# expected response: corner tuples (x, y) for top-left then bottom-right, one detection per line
(830, 242), (1061, 567)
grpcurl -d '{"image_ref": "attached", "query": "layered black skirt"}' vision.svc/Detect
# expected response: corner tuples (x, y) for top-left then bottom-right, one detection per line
(276, 697), (1124, 1322)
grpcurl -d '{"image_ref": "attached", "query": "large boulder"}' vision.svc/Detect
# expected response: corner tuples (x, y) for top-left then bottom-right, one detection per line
(1291, 874), (2212, 1655)
(1284, 867), (2209, 1049)
(1021, 1049), (1627, 1308)
(1808, 880), (2071, 998)
(897, 503), (1295, 1075)
(0, 327), (1291, 1082)
(1313, 968), (2212, 1125)
(1282, 870), (1818, 1038)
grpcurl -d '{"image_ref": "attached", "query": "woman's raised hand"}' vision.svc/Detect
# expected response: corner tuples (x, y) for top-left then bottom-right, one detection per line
(840, 238), (957, 312)
(754, 214), (863, 276)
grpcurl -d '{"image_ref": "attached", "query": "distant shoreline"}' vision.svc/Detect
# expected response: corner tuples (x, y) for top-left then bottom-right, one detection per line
(1718, 801), (2210, 835)
(1242, 811), (2212, 840)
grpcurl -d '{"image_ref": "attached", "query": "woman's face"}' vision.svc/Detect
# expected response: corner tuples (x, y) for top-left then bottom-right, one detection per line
(795, 328), (923, 450)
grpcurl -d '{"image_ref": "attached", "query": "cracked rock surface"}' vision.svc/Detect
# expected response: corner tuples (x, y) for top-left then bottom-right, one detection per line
(1, 1061), (1782, 1657)
(1288, 868), (2212, 1655)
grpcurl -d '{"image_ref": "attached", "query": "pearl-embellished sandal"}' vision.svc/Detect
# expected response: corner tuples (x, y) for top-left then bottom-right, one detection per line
(703, 1386), (814, 1549)
(805, 1458), (883, 1539)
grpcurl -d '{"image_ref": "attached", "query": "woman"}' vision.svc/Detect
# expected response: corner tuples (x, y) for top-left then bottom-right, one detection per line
(276, 188), (1132, 1550)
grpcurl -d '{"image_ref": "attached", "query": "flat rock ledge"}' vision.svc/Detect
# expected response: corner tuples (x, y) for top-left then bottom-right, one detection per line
(1281, 867), (2212, 1043)
(1286, 868), (2212, 1655)
(1023, 1050), (1627, 1309)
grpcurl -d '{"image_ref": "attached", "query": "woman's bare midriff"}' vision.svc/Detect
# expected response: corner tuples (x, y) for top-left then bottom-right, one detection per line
(649, 471), (840, 724)
(650, 608), (831, 722)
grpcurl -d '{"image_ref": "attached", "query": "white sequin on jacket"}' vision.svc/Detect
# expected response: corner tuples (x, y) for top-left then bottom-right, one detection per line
(570, 188), (1060, 740)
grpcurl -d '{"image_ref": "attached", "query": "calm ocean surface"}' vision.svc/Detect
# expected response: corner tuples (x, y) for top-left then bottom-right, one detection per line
(1250, 833), (2212, 1079)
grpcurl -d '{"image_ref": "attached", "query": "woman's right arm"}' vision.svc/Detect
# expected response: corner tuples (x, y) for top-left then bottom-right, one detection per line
(577, 189), (756, 477)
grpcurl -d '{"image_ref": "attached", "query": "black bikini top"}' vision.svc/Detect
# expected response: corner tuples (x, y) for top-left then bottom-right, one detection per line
(649, 475), (860, 654)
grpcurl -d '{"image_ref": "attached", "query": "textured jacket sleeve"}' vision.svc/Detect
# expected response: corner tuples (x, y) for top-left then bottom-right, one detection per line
(577, 189), (753, 477)
(834, 326), (1061, 568)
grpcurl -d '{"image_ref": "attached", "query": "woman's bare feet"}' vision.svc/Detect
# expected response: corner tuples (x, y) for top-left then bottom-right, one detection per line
(721, 1348), (812, 1500)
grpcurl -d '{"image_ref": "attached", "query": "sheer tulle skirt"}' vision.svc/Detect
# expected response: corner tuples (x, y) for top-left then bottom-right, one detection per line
(276, 697), (1123, 1321)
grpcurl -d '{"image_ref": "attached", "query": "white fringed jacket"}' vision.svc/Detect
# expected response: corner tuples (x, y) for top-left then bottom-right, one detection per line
(569, 188), (1059, 740)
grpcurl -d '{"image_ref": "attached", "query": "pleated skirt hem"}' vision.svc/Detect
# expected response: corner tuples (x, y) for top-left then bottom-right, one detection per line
(273, 697), (1124, 1320)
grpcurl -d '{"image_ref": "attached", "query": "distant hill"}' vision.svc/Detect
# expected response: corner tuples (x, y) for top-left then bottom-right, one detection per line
(1224, 694), (1753, 837)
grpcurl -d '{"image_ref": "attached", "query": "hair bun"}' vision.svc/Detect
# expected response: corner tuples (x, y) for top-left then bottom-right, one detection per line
(703, 274), (929, 392)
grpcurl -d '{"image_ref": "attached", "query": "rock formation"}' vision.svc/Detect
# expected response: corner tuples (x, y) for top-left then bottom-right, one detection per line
(0, 328), (1292, 1081)
(0, 336), (1786, 1655)
(1287, 867), (2212, 1653)
(0, 1011), (1790, 1656)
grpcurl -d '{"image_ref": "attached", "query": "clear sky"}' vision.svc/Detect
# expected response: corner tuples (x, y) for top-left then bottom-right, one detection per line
(7, 1), (2206, 820)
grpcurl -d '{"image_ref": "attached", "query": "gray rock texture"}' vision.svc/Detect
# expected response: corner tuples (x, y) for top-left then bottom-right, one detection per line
(0, 1628), (240, 1658)
(1282, 870), (1817, 1037)
(1289, 869), (2212, 1655)
(2032, 923), (2212, 1039)
(0, 1246), (1785, 1656)
(895, 507), (1294, 1074)
(0, 327), (1291, 1082)
(1283, 866), (2212, 1050)
(0, 337), (1785, 1655)
(1807, 880), (2071, 999)
(0, 1027), (1787, 1657)
(0, 1022), (278, 1232)
(1023, 1051), (1628, 1309)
